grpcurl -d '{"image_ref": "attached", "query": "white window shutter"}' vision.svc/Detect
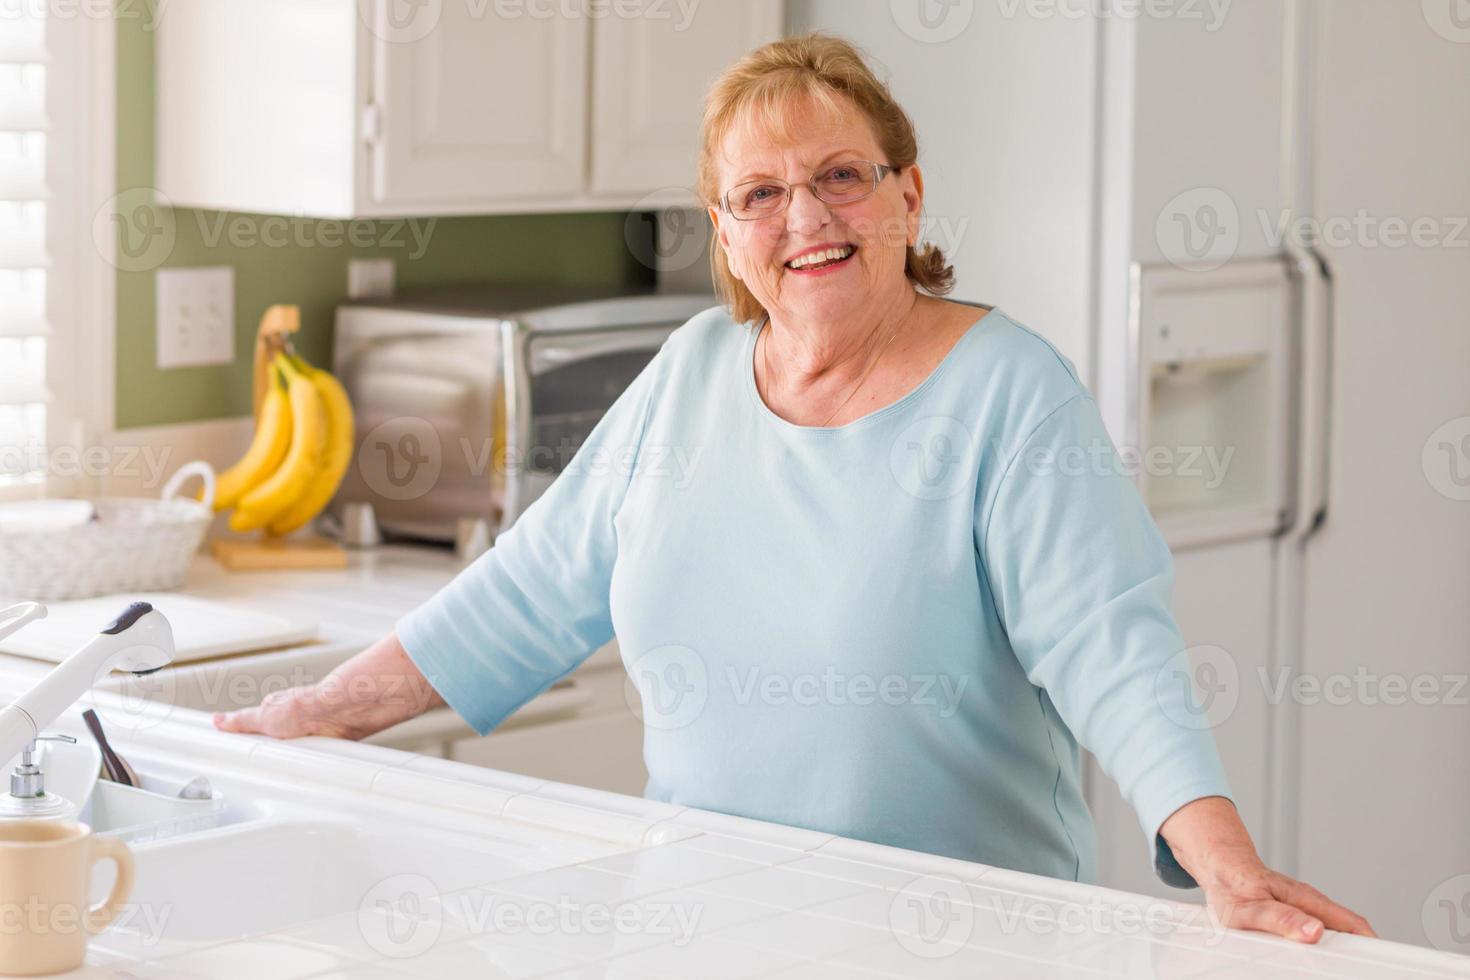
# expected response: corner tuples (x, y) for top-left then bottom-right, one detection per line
(0, 3), (51, 487)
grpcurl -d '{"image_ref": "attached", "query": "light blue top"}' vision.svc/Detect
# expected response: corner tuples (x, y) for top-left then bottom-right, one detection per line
(398, 304), (1231, 886)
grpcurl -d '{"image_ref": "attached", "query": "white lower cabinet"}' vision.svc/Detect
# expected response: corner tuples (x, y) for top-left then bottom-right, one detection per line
(451, 709), (648, 797)
(449, 654), (648, 797)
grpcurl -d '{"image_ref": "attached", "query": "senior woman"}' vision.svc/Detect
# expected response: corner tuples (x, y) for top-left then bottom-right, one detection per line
(218, 34), (1371, 942)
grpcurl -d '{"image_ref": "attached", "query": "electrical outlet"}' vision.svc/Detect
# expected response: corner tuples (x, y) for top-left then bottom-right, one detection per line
(156, 267), (235, 369)
(347, 258), (395, 300)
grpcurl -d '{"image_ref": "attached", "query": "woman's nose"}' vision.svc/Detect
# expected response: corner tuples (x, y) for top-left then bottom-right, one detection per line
(784, 185), (832, 236)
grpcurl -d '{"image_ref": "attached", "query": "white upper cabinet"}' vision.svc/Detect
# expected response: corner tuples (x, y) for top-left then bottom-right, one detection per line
(368, 4), (589, 208)
(589, 0), (784, 200)
(155, 0), (784, 218)
(155, 1), (361, 217)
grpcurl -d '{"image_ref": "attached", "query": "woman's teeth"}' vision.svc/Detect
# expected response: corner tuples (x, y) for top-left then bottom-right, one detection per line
(786, 246), (855, 270)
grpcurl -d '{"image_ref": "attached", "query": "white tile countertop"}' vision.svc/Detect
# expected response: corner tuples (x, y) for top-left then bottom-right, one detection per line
(21, 693), (1470, 980)
(1, 547), (1466, 978)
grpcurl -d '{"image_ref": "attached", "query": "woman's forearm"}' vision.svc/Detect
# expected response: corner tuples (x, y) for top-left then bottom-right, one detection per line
(1158, 795), (1256, 885)
(214, 631), (445, 740)
(314, 630), (446, 735)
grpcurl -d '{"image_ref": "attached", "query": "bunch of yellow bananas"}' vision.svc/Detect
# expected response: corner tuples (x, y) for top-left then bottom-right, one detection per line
(214, 353), (355, 536)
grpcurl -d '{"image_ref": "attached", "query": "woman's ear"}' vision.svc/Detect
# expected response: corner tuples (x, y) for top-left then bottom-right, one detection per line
(709, 204), (743, 282)
(902, 164), (925, 247)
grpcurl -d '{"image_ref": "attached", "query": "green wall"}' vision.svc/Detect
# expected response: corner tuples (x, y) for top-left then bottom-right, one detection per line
(114, 18), (652, 429)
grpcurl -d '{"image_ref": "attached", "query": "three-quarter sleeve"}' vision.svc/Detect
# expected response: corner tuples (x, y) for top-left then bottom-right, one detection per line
(395, 353), (660, 735)
(979, 392), (1233, 888)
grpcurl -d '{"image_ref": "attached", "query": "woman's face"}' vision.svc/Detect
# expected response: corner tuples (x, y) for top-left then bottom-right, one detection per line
(708, 95), (924, 328)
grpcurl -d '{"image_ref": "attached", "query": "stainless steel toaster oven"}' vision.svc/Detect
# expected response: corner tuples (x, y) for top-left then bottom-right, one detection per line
(331, 285), (715, 543)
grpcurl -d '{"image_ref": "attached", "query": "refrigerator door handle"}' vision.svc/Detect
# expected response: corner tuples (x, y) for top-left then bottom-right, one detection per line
(1266, 242), (1334, 874)
(1284, 243), (1335, 538)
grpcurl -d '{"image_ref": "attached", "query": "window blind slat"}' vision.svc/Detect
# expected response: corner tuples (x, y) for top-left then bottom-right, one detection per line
(0, 314), (48, 339)
(0, 385), (48, 408)
(0, 173), (46, 202)
(0, 108), (47, 133)
(0, 43), (48, 66)
(0, 245), (47, 271)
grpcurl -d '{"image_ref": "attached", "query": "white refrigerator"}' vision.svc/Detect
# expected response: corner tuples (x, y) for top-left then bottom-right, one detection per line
(1087, 1), (1470, 949)
(791, 0), (1470, 946)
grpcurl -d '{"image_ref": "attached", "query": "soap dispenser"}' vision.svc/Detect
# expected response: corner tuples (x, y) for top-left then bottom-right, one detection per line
(0, 735), (80, 822)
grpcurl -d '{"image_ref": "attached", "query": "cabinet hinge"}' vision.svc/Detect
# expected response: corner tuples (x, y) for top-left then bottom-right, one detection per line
(361, 104), (383, 146)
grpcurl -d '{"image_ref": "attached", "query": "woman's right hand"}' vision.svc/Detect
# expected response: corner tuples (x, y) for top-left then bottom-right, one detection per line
(214, 683), (373, 740)
(212, 631), (445, 741)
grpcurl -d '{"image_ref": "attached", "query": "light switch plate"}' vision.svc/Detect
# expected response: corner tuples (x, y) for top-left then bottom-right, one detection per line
(347, 258), (395, 300)
(156, 266), (235, 369)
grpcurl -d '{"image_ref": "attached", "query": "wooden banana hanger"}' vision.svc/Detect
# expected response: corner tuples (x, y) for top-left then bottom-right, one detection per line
(210, 305), (349, 571)
(252, 304), (301, 419)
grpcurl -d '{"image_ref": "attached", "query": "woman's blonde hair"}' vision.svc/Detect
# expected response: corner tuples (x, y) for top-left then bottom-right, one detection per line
(697, 33), (955, 325)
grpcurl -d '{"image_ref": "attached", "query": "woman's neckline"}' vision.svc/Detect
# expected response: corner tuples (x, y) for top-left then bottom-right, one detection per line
(744, 303), (997, 433)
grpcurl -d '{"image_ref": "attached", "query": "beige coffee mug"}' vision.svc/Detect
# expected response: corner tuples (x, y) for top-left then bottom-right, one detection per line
(0, 821), (135, 976)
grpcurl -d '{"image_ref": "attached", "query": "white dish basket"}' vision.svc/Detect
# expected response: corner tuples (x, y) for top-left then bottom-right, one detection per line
(0, 461), (216, 601)
(84, 775), (226, 846)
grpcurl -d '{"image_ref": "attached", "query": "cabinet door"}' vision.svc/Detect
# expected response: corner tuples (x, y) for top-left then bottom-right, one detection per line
(367, 1), (588, 208)
(450, 713), (648, 798)
(589, 0), (783, 198)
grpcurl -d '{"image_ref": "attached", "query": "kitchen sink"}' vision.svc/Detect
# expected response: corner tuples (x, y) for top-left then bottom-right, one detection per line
(96, 819), (576, 943)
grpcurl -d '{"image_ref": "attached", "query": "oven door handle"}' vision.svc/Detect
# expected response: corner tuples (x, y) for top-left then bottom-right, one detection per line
(500, 320), (537, 534)
(499, 321), (679, 532)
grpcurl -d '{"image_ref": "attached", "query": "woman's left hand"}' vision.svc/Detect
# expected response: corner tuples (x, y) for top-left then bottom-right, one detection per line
(1161, 797), (1376, 942)
(1194, 846), (1377, 942)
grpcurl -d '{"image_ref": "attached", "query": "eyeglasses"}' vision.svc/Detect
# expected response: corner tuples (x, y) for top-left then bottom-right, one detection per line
(718, 161), (897, 221)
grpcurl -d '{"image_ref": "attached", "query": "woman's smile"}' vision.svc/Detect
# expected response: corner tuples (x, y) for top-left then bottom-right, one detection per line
(784, 242), (858, 275)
